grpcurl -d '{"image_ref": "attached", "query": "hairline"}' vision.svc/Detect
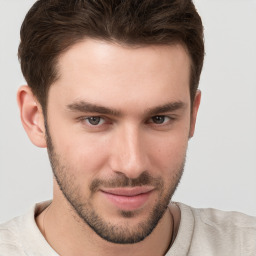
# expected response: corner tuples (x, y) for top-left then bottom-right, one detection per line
(41, 38), (194, 117)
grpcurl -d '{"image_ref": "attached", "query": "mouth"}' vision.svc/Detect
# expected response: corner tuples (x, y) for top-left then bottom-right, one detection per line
(100, 187), (155, 211)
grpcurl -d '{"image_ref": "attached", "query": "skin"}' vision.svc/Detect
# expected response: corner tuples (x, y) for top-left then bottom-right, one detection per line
(17, 39), (201, 256)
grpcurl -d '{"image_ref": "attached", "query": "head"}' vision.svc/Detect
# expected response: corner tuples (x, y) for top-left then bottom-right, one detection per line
(18, 0), (204, 113)
(17, 0), (204, 245)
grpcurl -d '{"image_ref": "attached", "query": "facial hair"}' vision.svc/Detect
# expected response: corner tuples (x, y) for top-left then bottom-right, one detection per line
(45, 123), (185, 244)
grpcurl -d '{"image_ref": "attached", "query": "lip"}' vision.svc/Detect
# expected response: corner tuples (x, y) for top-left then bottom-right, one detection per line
(100, 187), (154, 211)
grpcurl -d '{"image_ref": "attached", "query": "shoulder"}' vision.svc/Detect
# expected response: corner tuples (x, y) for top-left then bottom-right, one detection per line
(177, 203), (256, 255)
(190, 205), (256, 230)
(0, 201), (54, 256)
(0, 217), (25, 255)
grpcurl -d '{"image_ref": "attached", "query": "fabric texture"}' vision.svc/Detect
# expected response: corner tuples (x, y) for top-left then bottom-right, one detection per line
(166, 204), (256, 256)
(0, 201), (255, 256)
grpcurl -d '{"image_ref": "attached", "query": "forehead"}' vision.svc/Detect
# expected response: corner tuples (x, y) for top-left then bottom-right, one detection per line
(50, 39), (191, 111)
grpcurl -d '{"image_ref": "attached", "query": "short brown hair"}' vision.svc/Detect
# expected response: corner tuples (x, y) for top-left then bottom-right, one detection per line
(18, 0), (204, 112)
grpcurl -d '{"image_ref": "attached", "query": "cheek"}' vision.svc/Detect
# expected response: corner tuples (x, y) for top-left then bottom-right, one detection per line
(147, 130), (189, 173)
(153, 141), (187, 168)
(68, 142), (108, 170)
(49, 125), (110, 178)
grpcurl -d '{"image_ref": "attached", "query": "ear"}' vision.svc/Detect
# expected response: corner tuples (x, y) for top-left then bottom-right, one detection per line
(17, 85), (47, 148)
(189, 90), (201, 138)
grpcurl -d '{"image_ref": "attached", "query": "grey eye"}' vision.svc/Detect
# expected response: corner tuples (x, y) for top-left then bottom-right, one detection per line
(151, 116), (166, 124)
(86, 117), (102, 125)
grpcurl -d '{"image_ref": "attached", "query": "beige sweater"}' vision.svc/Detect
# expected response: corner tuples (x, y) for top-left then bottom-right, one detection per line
(0, 202), (255, 255)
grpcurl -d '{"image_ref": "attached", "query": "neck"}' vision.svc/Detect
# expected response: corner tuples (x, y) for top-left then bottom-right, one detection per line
(36, 198), (179, 256)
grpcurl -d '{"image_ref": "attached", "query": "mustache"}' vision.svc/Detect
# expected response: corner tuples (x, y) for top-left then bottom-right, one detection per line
(90, 171), (163, 193)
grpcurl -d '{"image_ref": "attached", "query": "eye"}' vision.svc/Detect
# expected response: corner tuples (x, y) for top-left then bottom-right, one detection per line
(151, 115), (170, 124)
(85, 116), (105, 126)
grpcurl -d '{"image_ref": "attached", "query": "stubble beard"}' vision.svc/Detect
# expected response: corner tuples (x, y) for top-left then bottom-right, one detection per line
(45, 125), (185, 244)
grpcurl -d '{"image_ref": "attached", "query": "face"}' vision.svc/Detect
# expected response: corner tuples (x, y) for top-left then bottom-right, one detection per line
(45, 40), (197, 244)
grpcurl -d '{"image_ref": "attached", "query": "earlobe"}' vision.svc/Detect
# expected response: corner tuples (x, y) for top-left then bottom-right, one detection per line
(189, 90), (201, 138)
(17, 85), (47, 148)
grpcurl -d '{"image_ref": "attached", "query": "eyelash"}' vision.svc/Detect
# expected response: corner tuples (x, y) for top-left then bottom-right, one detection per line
(84, 116), (106, 126)
(77, 116), (110, 128)
(148, 116), (174, 125)
(78, 115), (176, 128)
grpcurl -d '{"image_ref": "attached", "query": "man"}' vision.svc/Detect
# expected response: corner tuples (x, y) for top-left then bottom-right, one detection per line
(0, 0), (255, 255)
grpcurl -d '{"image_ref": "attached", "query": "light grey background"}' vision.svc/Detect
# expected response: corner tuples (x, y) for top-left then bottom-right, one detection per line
(0, 0), (256, 223)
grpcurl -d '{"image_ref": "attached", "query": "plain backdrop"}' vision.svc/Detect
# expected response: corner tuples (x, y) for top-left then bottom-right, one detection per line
(0, 0), (256, 223)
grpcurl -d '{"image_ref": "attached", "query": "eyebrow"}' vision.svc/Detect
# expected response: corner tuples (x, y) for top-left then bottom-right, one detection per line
(145, 101), (186, 116)
(67, 100), (186, 117)
(67, 101), (121, 116)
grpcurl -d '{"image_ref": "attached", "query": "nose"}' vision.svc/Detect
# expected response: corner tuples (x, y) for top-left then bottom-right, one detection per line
(109, 123), (148, 179)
